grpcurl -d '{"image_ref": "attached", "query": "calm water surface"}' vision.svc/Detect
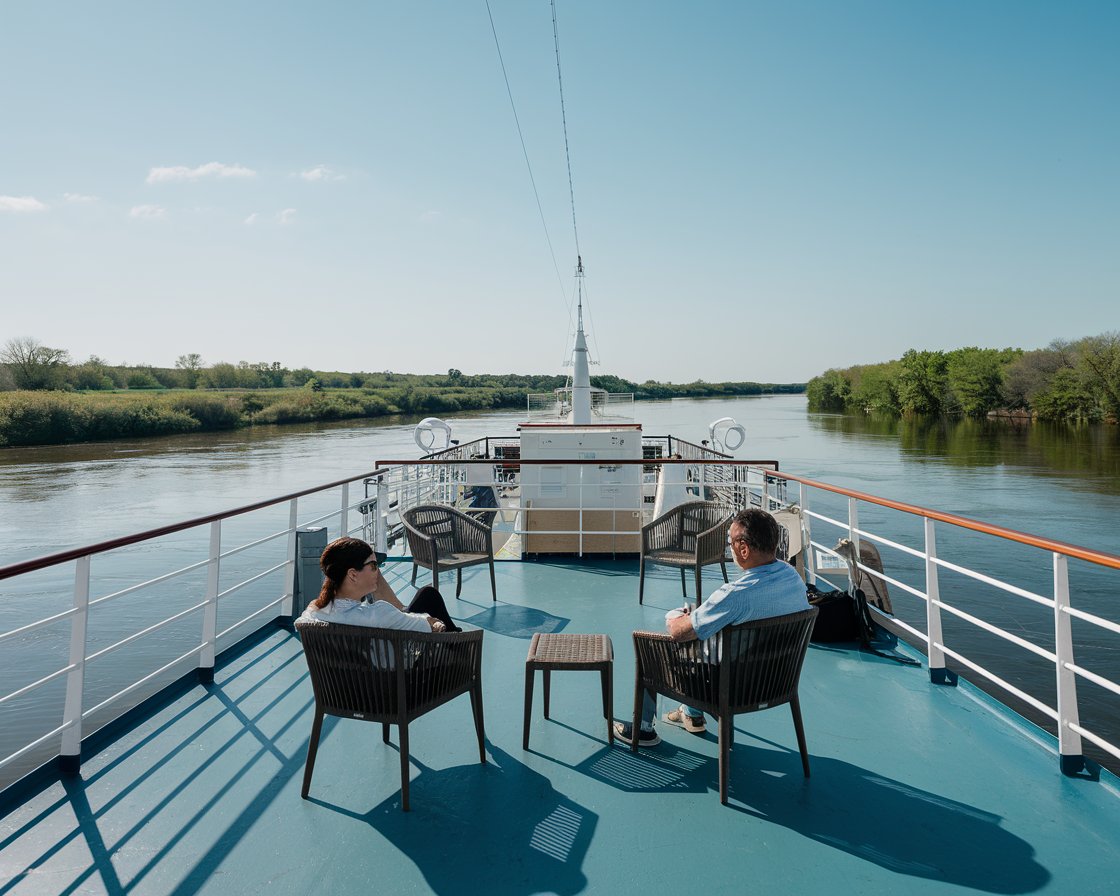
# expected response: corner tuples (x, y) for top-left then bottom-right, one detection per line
(2, 395), (1119, 779)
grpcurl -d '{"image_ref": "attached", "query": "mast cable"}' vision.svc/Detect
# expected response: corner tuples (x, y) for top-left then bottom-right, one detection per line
(551, 0), (581, 264)
(485, 0), (570, 316)
(551, 0), (596, 372)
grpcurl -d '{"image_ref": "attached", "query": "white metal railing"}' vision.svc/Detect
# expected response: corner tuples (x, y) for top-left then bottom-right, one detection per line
(2, 456), (1118, 791)
(0, 468), (389, 788)
(785, 469), (1120, 773)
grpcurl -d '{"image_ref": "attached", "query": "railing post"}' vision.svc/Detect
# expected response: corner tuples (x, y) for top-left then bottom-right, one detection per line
(761, 471), (770, 511)
(924, 518), (952, 685)
(60, 555), (91, 776)
(340, 481), (350, 539)
(376, 478), (389, 556)
(577, 464), (585, 557)
(281, 498), (298, 618)
(846, 498), (860, 590)
(1053, 552), (1085, 774)
(800, 486), (815, 586)
(199, 520), (221, 684)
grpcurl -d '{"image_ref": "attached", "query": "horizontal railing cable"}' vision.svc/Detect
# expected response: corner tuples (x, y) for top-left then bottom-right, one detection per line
(937, 643), (1059, 721)
(85, 600), (208, 664)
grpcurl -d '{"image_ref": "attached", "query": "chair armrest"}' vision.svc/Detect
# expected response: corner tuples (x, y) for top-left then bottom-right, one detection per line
(632, 630), (714, 707)
(402, 517), (439, 566)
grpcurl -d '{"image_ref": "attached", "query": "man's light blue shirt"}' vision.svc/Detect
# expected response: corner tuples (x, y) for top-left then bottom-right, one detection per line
(689, 559), (808, 642)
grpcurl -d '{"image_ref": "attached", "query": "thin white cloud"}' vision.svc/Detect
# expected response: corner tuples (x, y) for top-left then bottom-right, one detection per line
(277, 208), (296, 225)
(419, 210), (442, 223)
(299, 165), (344, 182)
(0, 195), (48, 212)
(130, 204), (166, 220)
(244, 212), (260, 225)
(146, 162), (257, 184)
(64, 192), (99, 203)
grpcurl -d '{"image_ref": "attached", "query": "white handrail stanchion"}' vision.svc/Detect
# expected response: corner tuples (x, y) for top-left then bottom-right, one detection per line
(281, 498), (298, 618)
(340, 482), (350, 538)
(801, 486), (815, 586)
(199, 520), (221, 684)
(847, 498), (860, 591)
(1053, 552), (1085, 774)
(60, 555), (91, 776)
(925, 518), (950, 684)
(376, 478), (389, 556)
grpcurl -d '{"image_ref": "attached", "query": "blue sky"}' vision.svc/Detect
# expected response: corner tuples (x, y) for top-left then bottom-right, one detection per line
(1, 1), (1116, 384)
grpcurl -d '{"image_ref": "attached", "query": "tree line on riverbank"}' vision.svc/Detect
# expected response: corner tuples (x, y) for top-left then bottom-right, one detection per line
(0, 338), (803, 447)
(806, 332), (1120, 422)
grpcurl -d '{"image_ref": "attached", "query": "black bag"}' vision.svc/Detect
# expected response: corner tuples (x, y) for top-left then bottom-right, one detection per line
(806, 585), (861, 643)
(807, 583), (921, 666)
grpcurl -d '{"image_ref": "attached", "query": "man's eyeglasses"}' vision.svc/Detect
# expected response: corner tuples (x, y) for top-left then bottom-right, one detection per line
(727, 535), (747, 546)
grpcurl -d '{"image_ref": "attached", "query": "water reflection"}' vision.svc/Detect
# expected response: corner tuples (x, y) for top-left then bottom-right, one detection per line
(809, 412), (1120, 494)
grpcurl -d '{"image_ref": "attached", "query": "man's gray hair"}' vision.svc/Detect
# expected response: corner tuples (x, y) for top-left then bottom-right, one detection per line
(732, 508), (781, 555)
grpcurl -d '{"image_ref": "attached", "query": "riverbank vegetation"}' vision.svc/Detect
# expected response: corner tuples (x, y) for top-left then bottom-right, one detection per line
(0, 339), (803, 447)
(807, 333), (1120, 423)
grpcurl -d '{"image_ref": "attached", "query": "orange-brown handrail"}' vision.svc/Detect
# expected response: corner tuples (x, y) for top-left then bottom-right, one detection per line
(0, 470), (382, 582)
(772, 469), (1120, 571)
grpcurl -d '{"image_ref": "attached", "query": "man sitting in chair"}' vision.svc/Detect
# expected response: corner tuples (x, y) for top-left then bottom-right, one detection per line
(615, 507), (809, 746)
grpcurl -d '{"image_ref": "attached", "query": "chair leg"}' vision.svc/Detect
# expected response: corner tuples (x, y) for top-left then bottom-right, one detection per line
(720, 560), (728, 583)
(382, 722), (390, 744)
(489, 558), (496, 601)
(719, 713), (733, 805)
(791, 696), (811, 778)
(455, 568), (462, 598)
(301, 708), (325, 799)
(471, 683), (487, 764)
(399, 722), (411, 812)
(638, 555), (645, 604)
(695, 566), (703, 603)
(410, 563), (417, 585)
(601, 666), (614, 745)
(680, 568), (687, 597)
(432, 567), (439, 593)
(543, 669), (551, 719)
(523, 666), (534, 750)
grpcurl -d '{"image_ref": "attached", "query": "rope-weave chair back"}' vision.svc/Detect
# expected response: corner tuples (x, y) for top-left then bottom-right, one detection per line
(719, 609), (816, 712)
(632, 608), (817, 715)
(297, 621), (483, 722)
(680, 501), (733, 553)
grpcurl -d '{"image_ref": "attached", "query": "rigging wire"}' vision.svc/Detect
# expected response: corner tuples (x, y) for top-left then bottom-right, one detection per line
(550, 0), (601, 372)
(484, 0), (571, 336)
(551, 0), (581, 263)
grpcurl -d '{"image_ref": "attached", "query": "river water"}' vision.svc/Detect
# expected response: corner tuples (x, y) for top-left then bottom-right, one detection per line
(2, 394), (1119, 777)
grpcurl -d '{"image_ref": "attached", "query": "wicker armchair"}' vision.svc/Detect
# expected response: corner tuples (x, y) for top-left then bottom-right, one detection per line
(402, 504), (496, 600)
(296, 620), (485, 812)
(638, 501), (735, 604)
(631, 607), (817, 804)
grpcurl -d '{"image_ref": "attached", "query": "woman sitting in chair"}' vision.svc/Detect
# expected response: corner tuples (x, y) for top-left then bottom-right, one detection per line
(298, 537), (461, 633)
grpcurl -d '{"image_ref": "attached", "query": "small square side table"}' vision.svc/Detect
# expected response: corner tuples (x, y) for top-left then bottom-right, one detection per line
(523, 633), (614, 748)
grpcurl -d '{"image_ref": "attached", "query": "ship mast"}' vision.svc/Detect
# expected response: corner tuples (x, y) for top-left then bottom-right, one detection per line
(569, 255), (591, 424)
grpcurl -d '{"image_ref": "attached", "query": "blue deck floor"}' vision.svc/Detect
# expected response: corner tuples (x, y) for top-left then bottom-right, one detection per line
(2, 558), (1119, 895)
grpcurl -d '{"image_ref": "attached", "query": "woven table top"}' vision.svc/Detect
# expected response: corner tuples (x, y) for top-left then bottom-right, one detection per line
(526, 633), (613, 668)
